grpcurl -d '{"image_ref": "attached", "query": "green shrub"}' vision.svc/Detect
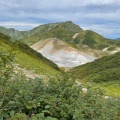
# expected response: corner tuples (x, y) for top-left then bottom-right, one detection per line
(0, 50), (120, 120)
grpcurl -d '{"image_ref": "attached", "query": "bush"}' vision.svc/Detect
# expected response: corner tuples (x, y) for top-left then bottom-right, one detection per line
(0, 50), (120, 120)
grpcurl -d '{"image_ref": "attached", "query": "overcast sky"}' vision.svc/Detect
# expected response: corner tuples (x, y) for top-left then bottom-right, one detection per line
(0, 0), (120, 39)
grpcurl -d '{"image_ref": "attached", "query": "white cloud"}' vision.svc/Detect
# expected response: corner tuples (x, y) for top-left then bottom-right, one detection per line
(0, 22), (41, 30)
(0, 0), (120, 38)
(0, 22), (40, 27)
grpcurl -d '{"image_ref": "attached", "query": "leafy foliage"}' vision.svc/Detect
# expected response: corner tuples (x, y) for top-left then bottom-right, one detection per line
(0, 50), (120, 120)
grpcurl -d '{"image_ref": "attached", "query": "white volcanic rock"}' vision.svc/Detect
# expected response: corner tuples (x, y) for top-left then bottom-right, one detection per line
(31, 38), (96, 68)
(72, 33), (79, 39)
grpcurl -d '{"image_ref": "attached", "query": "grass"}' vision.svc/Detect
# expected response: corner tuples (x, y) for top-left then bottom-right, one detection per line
(107, 46), (116, 51)
(76, 80), (120, 98)
(96, 81), (120, 98)
(15, 50), (60, 76)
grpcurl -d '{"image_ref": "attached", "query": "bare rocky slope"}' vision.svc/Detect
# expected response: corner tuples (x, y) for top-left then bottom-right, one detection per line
(31, 38), (95, 68)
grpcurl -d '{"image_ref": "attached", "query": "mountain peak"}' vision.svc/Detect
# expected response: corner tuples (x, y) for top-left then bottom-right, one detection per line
(58, 21), (83, 32)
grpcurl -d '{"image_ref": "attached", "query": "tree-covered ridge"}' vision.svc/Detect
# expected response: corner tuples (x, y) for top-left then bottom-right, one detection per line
(68, 52), (120, 83)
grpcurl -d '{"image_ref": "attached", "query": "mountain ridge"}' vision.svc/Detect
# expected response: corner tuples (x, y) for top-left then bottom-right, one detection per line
(0, 21), (119, 49)
(0, 21), (120, 68)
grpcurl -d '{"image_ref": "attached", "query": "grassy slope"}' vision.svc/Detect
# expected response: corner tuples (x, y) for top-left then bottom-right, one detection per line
(68, 52), (120, 97)
(73, 30), (120, 50)
(0, 33), (61, 76)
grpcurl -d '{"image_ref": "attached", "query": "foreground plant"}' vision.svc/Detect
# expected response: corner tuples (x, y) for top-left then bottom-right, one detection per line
(0, 50), (120, 120)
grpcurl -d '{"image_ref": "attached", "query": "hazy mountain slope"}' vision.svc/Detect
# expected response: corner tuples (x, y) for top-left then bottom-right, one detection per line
(68, 52), (120, 82)
(0, 26), (29, 40)
(31, 38), (96, 68)
(0, 32), (61, 76)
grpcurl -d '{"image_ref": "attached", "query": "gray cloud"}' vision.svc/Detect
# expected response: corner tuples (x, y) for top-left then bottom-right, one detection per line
(0, 0), (120, 38)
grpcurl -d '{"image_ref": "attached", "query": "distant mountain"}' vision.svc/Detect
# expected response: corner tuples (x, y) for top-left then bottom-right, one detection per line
(0, 21), (120, 68)
(68, 52), (120, 82)
(115, 38), (120, 40)
(22, 21), (83, 45)
(0, 21), (82, 42)
(0, 32), (61, 75)
(21, 21), (120, 51)
(0, 21), (119, 50)
(0, 26), (29, 40)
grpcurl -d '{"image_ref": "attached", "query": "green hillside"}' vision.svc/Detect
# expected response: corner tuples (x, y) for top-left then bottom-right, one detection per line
(73, 30), (120, 50)
(69, 52), (120, 82)
(68, 52), (120, 97)
(0, 32), (61, 76)
(22, 21), (82, 45)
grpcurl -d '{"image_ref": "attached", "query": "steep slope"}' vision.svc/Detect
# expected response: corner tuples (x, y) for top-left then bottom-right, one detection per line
(31, 38), (95, 68)
(68, 52), (120, 82)
(0, 32), (61, 76)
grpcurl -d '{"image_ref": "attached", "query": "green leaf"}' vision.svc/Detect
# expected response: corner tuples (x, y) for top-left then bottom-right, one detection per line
(45, 116), (58, 120)
(26, 104), (33, 109)
(45, 105), (51, 109)
(0, 114), (3, 120)
(32, 116), (38, 120)
(42, 110), (50, 113)
(10, 110), (15, 117)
